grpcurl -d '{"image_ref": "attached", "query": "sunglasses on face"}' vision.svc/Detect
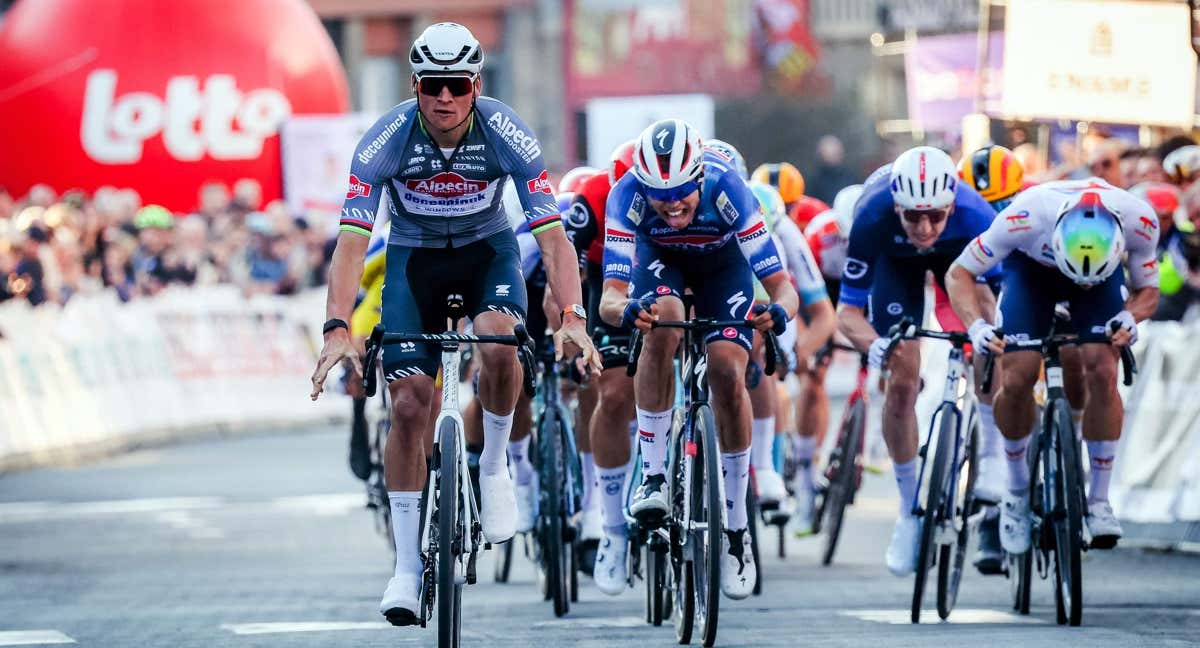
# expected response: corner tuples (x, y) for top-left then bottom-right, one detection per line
(899, 208), (948, 225)
(416, 75), (476, 97)
(644, 180), (700, 203)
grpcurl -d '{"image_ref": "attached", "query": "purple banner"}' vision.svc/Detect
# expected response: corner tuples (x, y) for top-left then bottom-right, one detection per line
(904, 32), (1003, 133)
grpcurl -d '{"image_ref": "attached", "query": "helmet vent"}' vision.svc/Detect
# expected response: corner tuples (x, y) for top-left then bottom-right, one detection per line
(1082, 256), (1091, 275)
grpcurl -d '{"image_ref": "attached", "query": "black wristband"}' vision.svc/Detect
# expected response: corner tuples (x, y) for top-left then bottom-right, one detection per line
(323, 318), (349, 335)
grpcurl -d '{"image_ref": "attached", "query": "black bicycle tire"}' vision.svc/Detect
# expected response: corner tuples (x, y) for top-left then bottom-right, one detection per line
(541, 407), (568, 618)
(646, 543), (665, 626)
(697, 405), (722, 648)
(1014, 427), (1040, 616)
(672, 427), (695, 645)
(1053, 400), (1083, 626)
(437, 418), (460, 648)
(822, 399), (864, 566)
(938, 405), (978, 619)
(746, 477), (762, 595)
(912, 403), (955, 624)
(493, 539), (514, 583)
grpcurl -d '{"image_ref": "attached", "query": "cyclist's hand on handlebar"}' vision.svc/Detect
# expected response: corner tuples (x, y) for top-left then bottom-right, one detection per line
(311, 328), (360, 401)
(1106, 310), (1137, 347)
(967, 318), (1006, 356)
(621, 295), (659, 332)
(751, 303), (788, 335)
(554, 318), (603, 377)
(867, 337), (890, 370)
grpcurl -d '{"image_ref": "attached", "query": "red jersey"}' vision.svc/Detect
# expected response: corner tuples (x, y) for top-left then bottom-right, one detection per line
(788, 196), (831, 231)
(571, 171), (613, 266)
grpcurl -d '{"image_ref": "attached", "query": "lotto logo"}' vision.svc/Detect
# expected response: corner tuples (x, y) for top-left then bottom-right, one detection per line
(346, 174), (371, 199)
(527, 170), (553, 195)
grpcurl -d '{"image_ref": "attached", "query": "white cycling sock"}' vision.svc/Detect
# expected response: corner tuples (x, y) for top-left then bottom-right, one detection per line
(1071, 408), (1084, 443)
(507, 436), (534, 486)
(722, 449), (751, 531)
(580, 451), (597, 512)
(1005, 435), (1032, 494)
(1086, 440), (1118, 503)
(597, 465), (628, 535)
(794, 434), (817, 462)
(480, 409), (514, 476)
(893, 458), (919, 518)
(635, 408), (673, 477)
(389, 491), (423, 577)
(977, 402), (1002, 460)
(751, 417), (776, 471)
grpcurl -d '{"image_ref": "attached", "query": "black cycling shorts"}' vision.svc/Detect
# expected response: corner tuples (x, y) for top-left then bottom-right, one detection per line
(586, 261), (632, 369)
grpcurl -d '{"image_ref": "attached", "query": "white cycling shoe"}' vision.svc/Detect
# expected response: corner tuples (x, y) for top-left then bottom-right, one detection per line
(479, 470), (518, 544)
(1000, 491), (1032, 555)
(972, 455), (1006, 505)
(515, 481), (537, 534)
(721, 528), (756, 599)
(1086, 500), (1122, 549)
(379, 573), (421, 626)
(756, 469), (788, 507)
(885, 515), (921, 576)
(593, 531), (628, 596)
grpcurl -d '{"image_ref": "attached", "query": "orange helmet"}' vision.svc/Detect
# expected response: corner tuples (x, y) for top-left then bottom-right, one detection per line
(609, 139), (637, 187)
(958, 145), (1024, 203)
(559, 166), (599, 194)
(751, 162), (805, 204)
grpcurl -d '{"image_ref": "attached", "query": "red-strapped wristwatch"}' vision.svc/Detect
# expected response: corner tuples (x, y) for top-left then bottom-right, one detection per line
(562, 304), (587, 323)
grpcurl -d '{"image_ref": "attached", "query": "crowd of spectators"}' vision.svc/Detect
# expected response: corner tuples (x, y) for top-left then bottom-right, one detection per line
(0, 180), (332, 307)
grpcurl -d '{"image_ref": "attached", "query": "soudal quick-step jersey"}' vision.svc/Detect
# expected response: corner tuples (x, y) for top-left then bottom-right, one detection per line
(340, 97), (561, 247)
(602, 150), (786, 282)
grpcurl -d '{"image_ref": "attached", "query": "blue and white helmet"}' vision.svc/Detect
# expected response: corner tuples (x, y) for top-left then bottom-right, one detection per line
(632, 119), (704, 191)
(704, 139), (748, 180)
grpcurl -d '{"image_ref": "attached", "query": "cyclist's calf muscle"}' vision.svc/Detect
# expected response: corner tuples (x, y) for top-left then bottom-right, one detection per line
(995, 351), (1042, 441)
(880, 340), (921, 464)
(386, 375), (437, 491)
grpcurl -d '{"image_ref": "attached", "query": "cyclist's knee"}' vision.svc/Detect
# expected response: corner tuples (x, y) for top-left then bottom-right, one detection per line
(707, 349), (747, 400)
(999, 359), (1039, 397)
(389, 377), (435, 431)
(476, 341), (518, 369)
(598, 370), (635, 415)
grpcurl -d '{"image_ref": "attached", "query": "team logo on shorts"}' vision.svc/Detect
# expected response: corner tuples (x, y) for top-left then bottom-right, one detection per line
(722, 327), (738, 339)
(656, 285), (672, 295)
(887, 302), (903, 315)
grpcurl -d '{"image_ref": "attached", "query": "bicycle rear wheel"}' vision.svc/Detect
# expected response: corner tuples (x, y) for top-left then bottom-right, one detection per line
(692, 405), (722, 648)
(938, 404), (978, 619)
(912, 403), (955, 624)
(1010, 430), (1039, 615)
(821, 399), (864, 566)
(746, 475), (762, 595)
(1049, 400), (1083, 626)
(671, 428), (695, 644)
(645, 541), (667, 626)
(539, 407), (569, 617)
(437, 418), (461, 647)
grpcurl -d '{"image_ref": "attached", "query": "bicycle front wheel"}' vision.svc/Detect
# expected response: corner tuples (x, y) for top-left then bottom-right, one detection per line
(539, 407), (569, 617)
(437, 418), (461, 648)
(1049, 400), (1083, 626)
(821, 398), (864, 566)
(692, 405), (722, 648)
(937, 403), (978, 619)
(912, 403), (955, 624)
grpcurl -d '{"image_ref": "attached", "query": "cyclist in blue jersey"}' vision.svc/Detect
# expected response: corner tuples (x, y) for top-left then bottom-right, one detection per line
(598, 119), (799, 600)
(835, 146), (1001, 577)
(308, 22), (601, 625)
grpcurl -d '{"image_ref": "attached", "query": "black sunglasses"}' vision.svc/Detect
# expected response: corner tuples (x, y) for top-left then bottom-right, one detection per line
(416, 75), (475, 97)
(900, 209), (948, 225)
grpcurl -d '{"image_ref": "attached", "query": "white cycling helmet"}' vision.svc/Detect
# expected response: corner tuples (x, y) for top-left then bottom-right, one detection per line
(409, 23), (484, 75)
(889, 146), (957, 211)
(1163, 144), (1200, 184)
(632, 119), (705, 192)
(1051, 192), (1126, 286)
(831, 184), (865, 237)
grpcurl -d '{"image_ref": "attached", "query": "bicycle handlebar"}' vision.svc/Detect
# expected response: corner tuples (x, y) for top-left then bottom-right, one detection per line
(362, 323), (536, 398)
(625, 319), (781, 378)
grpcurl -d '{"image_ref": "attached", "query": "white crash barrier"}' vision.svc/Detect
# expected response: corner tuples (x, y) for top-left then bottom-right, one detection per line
(0, 287), (346, 470)
(1112, 320), (1200, 524)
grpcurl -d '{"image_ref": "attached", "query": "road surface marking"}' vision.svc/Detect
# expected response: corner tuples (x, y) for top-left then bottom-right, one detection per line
(220, 622), (393, 635)
(0, 630), (75, 646)
(840, 609), (1045, 625)
(532, 616), (645, 629)
(0, 497), (222, 523)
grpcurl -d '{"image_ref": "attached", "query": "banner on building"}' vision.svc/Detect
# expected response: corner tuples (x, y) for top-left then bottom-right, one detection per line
(1001, 0), (1197, 127)
(753, 0), (823, 93)
(567, 0), (761, 103)
(904, 32), (1002, 134)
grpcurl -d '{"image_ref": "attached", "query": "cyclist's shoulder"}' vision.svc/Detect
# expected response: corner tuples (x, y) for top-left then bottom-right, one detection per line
(477, 96), (543, 161)
(352, 101), (418, 167)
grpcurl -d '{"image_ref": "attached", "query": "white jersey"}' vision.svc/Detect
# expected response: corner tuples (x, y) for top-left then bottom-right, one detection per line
(954, 178), (1160, 290)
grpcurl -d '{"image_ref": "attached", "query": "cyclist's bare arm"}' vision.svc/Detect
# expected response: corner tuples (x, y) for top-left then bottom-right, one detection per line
(945, 263), (986, 327)
(795, 298), (836, 363)
(535, 226), (602, 372)
(751, 270), (799, 332)
(835, 303), (878, 354)
(311, 232), (369, 400)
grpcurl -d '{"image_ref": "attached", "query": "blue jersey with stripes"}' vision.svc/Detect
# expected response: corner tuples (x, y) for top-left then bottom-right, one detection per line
(838, 164), (999, 308)
(339, 97), (562, 247)
(602, 151), (785, 282)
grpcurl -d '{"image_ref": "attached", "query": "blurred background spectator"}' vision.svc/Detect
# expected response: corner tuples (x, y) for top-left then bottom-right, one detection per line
(0, 180), (330, 307)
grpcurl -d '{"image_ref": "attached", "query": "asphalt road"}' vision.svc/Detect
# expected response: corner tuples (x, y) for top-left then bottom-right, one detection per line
(1, 424), (1197, 648)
